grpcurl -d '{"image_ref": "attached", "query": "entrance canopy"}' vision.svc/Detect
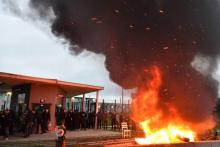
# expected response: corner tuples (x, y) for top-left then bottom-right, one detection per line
(0, 72), (104, 96)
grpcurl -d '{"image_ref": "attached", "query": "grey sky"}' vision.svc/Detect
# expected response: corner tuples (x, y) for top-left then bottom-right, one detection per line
(0, 0), (132, 103)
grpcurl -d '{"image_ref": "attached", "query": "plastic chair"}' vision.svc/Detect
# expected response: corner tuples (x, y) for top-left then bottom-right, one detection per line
(121, 122), (132, 138)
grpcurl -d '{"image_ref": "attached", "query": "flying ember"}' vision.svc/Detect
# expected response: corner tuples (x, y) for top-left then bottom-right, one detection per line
(131, 66), (197, 145)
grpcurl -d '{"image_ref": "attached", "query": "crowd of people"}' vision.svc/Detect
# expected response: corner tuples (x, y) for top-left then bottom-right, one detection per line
(97, 111), (129, 130)
(55, 108), (94, 130)
(0, 105), (50, 140)
(0, 105), (132, 140)
(55, 107), (131, 131)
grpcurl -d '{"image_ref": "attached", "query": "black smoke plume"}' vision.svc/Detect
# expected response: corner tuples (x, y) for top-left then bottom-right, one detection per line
(30, 0), (220, 125)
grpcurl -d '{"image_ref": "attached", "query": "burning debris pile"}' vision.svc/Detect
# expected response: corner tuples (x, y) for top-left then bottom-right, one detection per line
(29, 0), (220, 145)
(132, 66), (214, 144)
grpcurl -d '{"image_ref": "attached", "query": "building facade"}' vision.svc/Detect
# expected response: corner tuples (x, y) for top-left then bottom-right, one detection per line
(0, 72), (103, 129)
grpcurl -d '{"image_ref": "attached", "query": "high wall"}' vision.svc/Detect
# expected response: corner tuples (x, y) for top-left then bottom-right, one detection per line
(29, 84), (65, 130)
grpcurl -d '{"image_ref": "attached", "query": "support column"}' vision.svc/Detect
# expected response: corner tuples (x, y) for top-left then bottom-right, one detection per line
(122, 87), (124, 113)
(82, 94), (85, 112)
(95, 91), (99, 129)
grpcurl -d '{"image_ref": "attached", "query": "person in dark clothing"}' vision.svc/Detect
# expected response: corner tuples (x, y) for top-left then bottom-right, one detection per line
(55, 107), (61, 125)
(24, 109), (34, 137)
(111, 111), (117, 130)
(43, 108), (51, 132)
(63, 109), (67, 128)
(2, 109), (10, 140)
(97, 111), (102, 129)
(70, 110), (75, 130)
(55, 107), (66, 125)
(80, 111), (87, 130)
(90, 111), (95, 129)
(74, 110), (80, 129)
(36, 105), (46, 134)
(71, 111), (75, 130)
(31, 109), (37, 134)
(67, 110), (74, 130)
(8, 109), (15, 136)
(87, 112), (92, 128)
(20, 111), (26, 136)
(0, 111), (4, 136)
(102, 111), (108, 130)
(120, 112), (124, 124)
(65, 110), (71, 130)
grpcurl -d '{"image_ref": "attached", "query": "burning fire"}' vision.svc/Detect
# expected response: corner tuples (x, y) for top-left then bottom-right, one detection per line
(131, 66), (196, 145)
(135, 121), (195, 145)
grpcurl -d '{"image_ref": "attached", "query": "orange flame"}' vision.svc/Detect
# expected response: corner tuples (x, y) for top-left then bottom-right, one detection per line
(131, 66), (198, 145)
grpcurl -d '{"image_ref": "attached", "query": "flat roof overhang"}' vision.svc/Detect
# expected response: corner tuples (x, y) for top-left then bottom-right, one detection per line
(0, 72), (104, 97)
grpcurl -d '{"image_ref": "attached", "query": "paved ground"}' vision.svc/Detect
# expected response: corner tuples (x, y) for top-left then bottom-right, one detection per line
(1, 131), (220, 147)
(72, 138), (135, 147)
(0, 129), (123, 147)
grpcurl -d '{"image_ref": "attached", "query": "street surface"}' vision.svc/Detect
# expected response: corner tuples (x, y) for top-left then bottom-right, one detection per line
(0, 129), (122, 147)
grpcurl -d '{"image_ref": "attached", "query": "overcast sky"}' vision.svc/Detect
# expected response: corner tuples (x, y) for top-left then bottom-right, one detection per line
(0, 0), (132, 103)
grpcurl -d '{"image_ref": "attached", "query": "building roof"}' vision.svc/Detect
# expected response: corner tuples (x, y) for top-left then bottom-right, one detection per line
(0, 72), (104, 96)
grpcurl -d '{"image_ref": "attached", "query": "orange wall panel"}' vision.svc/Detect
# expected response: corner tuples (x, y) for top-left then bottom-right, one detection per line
(29, 84), (64, 130)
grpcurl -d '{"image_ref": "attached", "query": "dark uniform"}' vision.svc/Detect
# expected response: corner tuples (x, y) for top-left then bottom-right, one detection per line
(43, 109), (50, 131)
(88, 112), (95, 128)
(111, 112), (117, 130)
(55, 108), (66, 125)
(0, 111), (4, 136)
(80, 111), (87, 130)
(2, 109), (10, 139)
(36, 105), (45, 134)
(102, 111), (108, 130)
(24, 109), (34, 137)
(8, 110), (15, 135)
(73, 110), (80, 129)
(68, 110), (74, 130)
(31, 110), (38, 134)
(97, 111), (102, 129)
(65, 110), (72, 130)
